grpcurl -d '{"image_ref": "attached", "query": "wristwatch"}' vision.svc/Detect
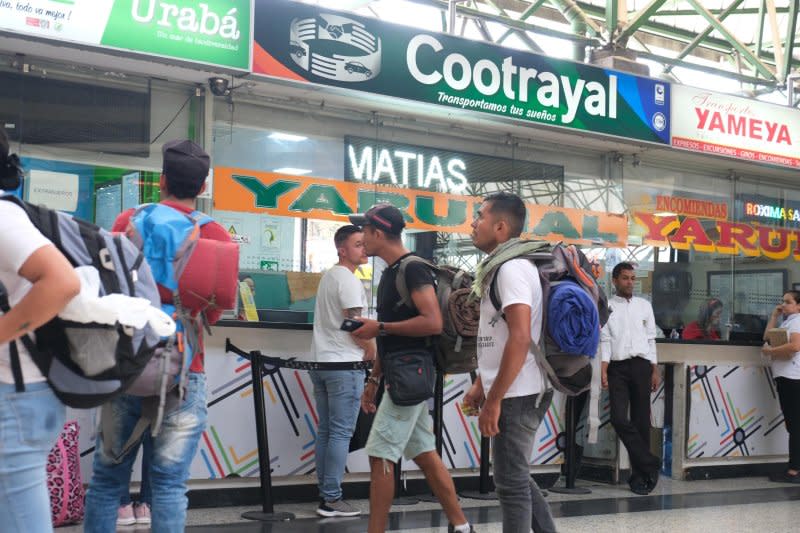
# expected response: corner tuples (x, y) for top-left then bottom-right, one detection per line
(378, 321), (387, 336)
(367, 376), (381, 387)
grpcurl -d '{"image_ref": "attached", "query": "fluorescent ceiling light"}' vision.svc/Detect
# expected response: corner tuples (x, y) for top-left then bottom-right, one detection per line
(273, 167), (312, 175)
(268, 132), (308, 142)
(653, 212), (677, 217)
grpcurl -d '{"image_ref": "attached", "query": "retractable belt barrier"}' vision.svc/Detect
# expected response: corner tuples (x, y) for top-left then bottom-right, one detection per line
(225, 338), (373, 371)
(225, 338), (453, 519)
(224, 339), (375, 523)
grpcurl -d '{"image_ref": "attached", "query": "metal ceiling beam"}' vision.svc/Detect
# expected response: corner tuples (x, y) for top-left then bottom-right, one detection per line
(406, 0), (799, 81)
(407, 0), (601, 45)
(684, 0), (775, 80)
(766, 0), (784, 79)
(782, 0), (799, 81)
(482, 0), (545, 52)
(548, 0), (602, 38)
(495, 0), (549, 45)
(654, 7), (789, 16)
(606, 0), (618, 37)
(575, 0), (800, 69)
(663, 0), (745, 75)
(635, 50), (774, 86)
(616, 0), (667, 44)
(577, 1), (733, 52)
(755, 0), (766, 74)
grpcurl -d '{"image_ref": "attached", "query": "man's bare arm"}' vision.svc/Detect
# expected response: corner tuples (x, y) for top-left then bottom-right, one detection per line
(344, 307), (376, 360)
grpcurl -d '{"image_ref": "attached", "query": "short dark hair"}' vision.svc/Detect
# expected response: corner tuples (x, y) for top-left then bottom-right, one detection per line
(785, 291), (800, 305)
(0, 129), (22, 190)
(483, 192), (526, 237)
(334, 225), (362, 248)
(165, 176), (203, 199)
(612, 262), (635, 279)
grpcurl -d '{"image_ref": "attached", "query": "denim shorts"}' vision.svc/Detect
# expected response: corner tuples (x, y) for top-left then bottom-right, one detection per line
(365, 393), (435, 462)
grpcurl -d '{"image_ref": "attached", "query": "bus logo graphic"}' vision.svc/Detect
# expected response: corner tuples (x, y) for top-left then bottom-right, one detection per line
(289, 14), (381, 82)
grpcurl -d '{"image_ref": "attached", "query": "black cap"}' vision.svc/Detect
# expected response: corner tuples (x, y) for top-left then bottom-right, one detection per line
(349, 203), (406, 235)
(162, 139), (210, 195)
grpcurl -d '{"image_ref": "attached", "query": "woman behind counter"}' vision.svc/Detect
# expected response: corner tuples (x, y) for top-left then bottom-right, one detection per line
(682, 299), (723, 340)
(762, 290), (800, 484)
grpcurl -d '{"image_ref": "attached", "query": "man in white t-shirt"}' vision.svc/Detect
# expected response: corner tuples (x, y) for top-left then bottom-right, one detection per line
(0, 129), (81, 532)
(309, 225), (374, 517)
(463, 192), (557, 533)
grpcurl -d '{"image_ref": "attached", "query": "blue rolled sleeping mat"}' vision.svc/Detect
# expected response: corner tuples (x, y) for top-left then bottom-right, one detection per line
(546, 279), (600, 356)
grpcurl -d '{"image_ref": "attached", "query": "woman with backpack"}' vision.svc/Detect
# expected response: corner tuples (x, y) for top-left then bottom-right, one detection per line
(0, 130), (81, 531)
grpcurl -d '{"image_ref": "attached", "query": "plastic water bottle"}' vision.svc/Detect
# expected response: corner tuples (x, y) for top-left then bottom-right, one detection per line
(669, 329), (680, 339)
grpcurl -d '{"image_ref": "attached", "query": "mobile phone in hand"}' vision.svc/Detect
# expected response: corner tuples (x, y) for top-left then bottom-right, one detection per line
(340, 318), (364, 332)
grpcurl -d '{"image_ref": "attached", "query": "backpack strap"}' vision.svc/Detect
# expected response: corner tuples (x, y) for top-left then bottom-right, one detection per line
(0, 280), (41, 393)
(393, 255), (436, 311)
(101, 394), (181, 463)
(487, 263), (506, 325)
(487, 260), (552, 394)
(190, 210), (214, 228)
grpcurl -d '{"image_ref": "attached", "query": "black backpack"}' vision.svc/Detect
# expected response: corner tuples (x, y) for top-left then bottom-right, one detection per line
(0, 195), (162, 408)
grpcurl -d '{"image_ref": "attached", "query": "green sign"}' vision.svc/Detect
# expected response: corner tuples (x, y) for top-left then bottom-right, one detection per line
(260, 260), (278, 272)
(253, 0), (669, 144)
(0, 0), (250, 70)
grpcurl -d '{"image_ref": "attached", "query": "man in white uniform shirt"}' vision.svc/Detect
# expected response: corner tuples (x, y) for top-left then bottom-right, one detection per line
(310, 225), (375, 517)
(600, 262), (661, 495)
(464, 192), (557, 533)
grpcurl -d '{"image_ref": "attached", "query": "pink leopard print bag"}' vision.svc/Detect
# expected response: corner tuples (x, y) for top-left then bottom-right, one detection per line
(47, 420), (85, 527)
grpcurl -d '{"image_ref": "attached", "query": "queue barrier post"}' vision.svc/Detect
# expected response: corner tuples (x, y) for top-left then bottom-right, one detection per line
(225, 341), (294, 522)
(550, 395), (591, 495)
(460, 371), (497, 501)
(418, 369), (445, 503)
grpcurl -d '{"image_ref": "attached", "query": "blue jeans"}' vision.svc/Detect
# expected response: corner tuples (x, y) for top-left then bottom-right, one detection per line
(85, 372), (207, 533)
(0, 381), (66, 533)
(492, 391), (557, 533)
(309, 369), (364, 502)
(120, 432), (152, 506)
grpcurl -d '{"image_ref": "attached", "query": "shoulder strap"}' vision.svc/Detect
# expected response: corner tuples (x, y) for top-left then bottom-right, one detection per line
(394, 255), (436, 311)
(488, 262), (510, 324)
(0, 282), (24, 392)
(0, 280), (43, 392)
(0, 195), (57, 243)
(190, 210), (213, 228)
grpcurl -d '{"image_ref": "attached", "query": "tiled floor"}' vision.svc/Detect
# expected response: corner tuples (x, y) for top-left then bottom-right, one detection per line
(58, 476), (800, 532)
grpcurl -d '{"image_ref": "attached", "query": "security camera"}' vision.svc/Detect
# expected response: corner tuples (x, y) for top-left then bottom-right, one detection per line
(208, 77), (230, 97)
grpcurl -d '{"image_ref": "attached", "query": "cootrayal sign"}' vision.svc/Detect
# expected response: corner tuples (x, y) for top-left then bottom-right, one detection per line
(0, 0), (250, 70)
(252, 0), (670, 144)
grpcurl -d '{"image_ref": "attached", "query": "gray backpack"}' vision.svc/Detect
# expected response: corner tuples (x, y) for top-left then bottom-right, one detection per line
(487, 241), (608, 396)
(0, 195), (162, 408)
(395, 256), (479, 374)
